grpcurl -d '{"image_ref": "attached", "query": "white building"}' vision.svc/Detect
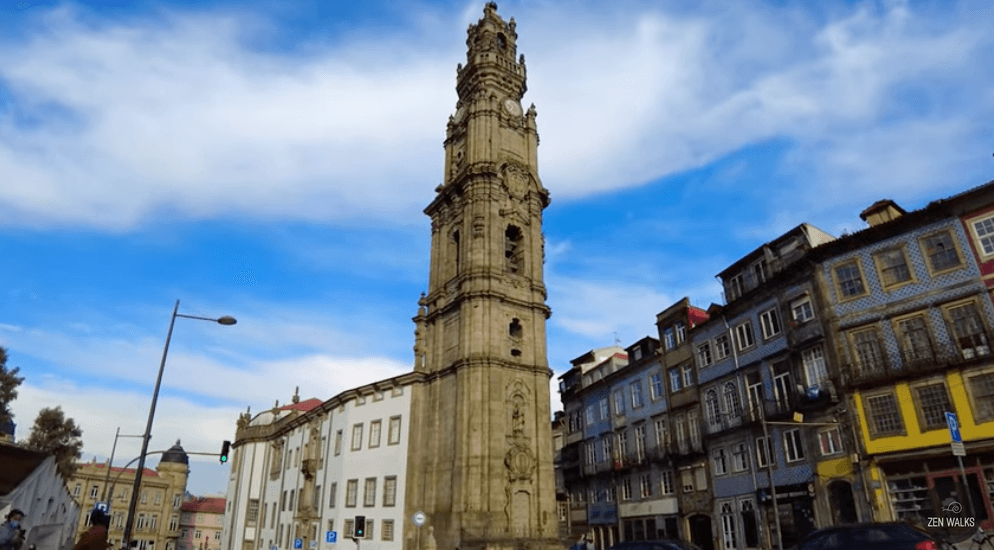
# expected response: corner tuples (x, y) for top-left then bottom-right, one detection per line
(0, 444), (80, 550)
(221, 373), (420, 550)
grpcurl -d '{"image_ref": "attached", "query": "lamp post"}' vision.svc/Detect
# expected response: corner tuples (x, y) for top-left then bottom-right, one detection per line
(122, 300), (236, 548)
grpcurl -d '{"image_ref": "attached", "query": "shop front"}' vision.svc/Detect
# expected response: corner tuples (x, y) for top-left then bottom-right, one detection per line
(758, 483), (816, 550)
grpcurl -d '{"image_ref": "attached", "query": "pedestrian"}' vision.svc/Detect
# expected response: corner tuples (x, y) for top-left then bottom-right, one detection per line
(584, 533), (595, 550)
(0, 510), (26, 550)
(571, 535), (585, 550)
(74, 511), (110, 550)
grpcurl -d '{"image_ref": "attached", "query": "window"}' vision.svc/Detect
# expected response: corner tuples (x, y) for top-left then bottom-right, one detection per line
(818, 427), (842, 456)
(688, 410), (701, 449)
(632, 347), (642, 361)
(585, 405), (595, 425)
(620, 478), (633, 501)
(721, 502), (737, 550)
(664, 327), (676, 350)
(760, 308), (782, 339)
(334, 430), (343, 455)
(897, 316), (934, 368)
(967, 372), (994, 423)
(835, 261), (866, 298)
(90, 485), (99, 499)
(351, 424), (364, 450)
(728, 274), (744, 302)
(675, 416), (687, 453)
(712, 449), (728, 475)
(669, 369), (682, 392)
(675, 322), (687, 344)
(640, 474), (652, 498)
(247, 499), (259, 525)
(706, 390), (721, 428)
(783, 429), (804, 462)
(682, 364), (694, 387)
(381, 520), (394, 542)
(586, 442), (596, 465)
(772, 361), (792, 411)
(723, 381), (742, 417)
(114, 513), (124, 529)
(599, 398), (609, 420)
(661, 471), (675, 495)
(681, 470), (694, 493)
(605, 486), (615, 503)
(169, 515), (178, 531)
(73, 485), (81, 497)
(344, 520), (354, 539)
(735, 321), (755, 351)
(613, 391), (625, 415)
(173, 493), (181, 509)
(601, 436), (613, 463)
(914, 382), (953, 430)
(756, 436), (774, 467)
(383, 476), (397, 507)
(363, 478), (376, 507)
(654, 418), (667, 451)
(369, 420), (382, 448)
(141, 491), (148, 504)
(650, 373), (664, 399)
(328, 482), (337, 508)
(635, 425), (646, 461)
(697, 343), (713, 367)
(852, 328), (886, 373)
(505, 225), (523, 273)
(715, 334), (731, 360)
(194, 530), (202, 540)
(754, 259), (769, 285)
(137, 514), (147, 531)
(694, 466), (708, 491)
(802, 346), (828, 386)
(732, 443), (748, 471)
(148, 515), (157, 531)
(746, 371), (763, 418)
(921, 230), (962, 272)
(973, 215), (994, 256)
(154, 492), (162, 505)
(616, 431), (629, 459)
(345, 479), (358, 507)
(876, 248), (912, 287)
(630, 381), (644, 408)
(791, 297), (814, 323)
(947, 303), (990, 358)
(388, 416), (402, 445)
(866, 393), (905, 436)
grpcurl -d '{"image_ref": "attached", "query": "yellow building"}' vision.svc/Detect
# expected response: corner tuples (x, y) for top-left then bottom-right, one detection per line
(69, 441), (190, 550)
(815, 194), (994, 534)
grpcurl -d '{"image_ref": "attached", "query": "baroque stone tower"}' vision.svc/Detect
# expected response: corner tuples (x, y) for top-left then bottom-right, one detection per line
(405, 3), (559, 550)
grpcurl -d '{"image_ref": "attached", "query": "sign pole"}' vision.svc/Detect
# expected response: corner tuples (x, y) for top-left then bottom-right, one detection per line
(946, 412), (977, 519)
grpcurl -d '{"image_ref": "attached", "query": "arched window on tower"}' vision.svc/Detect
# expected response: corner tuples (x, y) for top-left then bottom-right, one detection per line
(452, 230), (461, 274)
(505, 225), (523, 274)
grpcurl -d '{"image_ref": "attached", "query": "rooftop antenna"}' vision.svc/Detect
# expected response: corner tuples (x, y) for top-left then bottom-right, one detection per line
(613, 332), (620, 346)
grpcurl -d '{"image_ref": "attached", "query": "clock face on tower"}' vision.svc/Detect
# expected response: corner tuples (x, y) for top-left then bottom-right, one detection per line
(503, 98), (522, 117)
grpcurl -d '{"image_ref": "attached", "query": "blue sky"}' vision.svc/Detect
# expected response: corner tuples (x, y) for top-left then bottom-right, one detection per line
(1, 0), (992, 495)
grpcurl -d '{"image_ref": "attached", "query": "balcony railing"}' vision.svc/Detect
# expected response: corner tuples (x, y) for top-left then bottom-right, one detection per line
(847, 337), (992, 387)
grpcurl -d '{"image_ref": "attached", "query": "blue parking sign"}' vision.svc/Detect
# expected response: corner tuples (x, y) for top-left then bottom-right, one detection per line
(946, 412), (962, 443)
(92, 502), (109, 514)
(326, 532), (337, 544)
(294, 539), (303, 549)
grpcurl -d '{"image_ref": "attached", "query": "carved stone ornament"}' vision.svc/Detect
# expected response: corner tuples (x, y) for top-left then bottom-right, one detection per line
(504, 445), (536, 481)
(502, 163), (531, 200)
(472, 216), (485, 238)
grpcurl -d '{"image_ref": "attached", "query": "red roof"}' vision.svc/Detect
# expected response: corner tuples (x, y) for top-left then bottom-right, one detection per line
(279, 398), (322, 413)
(687, 306), (710, 328)
(181, 497), (226, 514)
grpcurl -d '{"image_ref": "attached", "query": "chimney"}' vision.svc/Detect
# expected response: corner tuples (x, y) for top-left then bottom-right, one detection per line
(860, 199), (906, 227)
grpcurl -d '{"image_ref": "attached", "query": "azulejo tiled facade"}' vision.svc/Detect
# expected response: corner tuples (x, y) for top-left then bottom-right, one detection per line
(557, 183), (994, 550)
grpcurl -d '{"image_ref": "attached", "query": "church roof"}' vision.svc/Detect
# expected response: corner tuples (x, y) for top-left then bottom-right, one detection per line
(279, 398), (322, 413)
(180, 497), (225, 514)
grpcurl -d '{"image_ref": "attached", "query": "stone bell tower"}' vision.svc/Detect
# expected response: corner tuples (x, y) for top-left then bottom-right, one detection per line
(405, 3), (559, 550)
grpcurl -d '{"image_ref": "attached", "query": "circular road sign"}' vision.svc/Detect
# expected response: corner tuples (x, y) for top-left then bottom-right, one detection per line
(413, 511), (427, 527)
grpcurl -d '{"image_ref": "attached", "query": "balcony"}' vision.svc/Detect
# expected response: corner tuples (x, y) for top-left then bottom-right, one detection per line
(846, 338), (992, 388)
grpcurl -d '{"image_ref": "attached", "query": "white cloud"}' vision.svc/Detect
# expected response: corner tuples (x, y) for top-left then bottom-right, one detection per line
(1, 1), (990, 229)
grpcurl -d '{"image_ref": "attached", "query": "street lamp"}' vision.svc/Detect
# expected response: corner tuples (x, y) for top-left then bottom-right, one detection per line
(122, 300), (236, 548)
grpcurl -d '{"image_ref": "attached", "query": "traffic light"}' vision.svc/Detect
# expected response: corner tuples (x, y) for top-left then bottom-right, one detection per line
(220, 440), (231, 464)
(354, 516), (365, 539)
